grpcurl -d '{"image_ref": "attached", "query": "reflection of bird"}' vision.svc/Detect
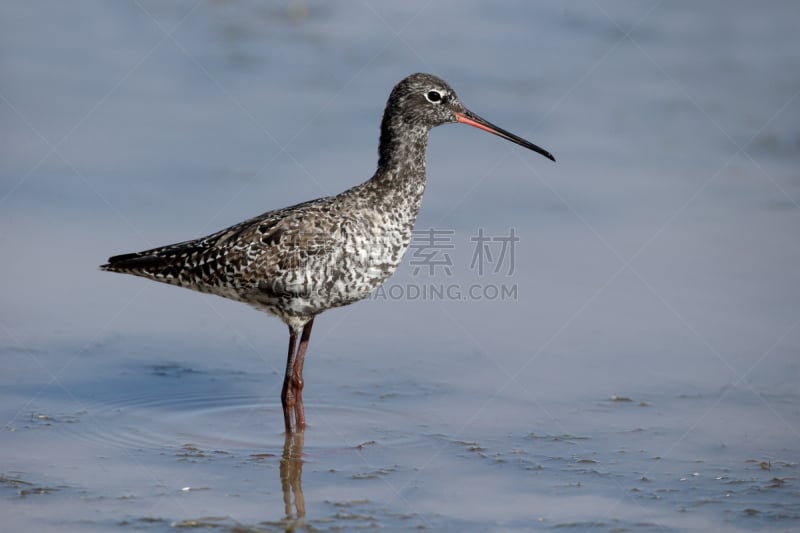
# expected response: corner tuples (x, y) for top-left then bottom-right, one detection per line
(280, 433), (305, 520)
(101, 73), (555, 433)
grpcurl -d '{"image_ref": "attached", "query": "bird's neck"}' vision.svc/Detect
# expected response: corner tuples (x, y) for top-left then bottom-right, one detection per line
(336, 114), (430, 243)
(370, 114), (430, 194)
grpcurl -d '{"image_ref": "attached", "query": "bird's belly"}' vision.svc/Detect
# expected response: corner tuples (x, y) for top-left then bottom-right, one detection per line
(311, 241), (404, 306)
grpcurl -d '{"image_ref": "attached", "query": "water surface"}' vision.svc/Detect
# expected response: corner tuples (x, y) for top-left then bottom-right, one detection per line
(2, 1), (799, 531)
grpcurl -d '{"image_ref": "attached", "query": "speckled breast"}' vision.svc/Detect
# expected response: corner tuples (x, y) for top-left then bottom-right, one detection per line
(249, 205), (418, 321)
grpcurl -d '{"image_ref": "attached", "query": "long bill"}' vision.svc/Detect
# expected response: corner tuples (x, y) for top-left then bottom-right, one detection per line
(455, 110), (555, 162)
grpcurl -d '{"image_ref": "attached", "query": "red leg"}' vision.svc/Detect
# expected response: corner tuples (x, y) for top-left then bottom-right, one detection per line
(281, 327), (299, 433)
(292, 318), (314, 430)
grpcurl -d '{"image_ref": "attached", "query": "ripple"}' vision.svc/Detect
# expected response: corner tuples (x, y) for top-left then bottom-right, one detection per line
(63, 388), (422, 453)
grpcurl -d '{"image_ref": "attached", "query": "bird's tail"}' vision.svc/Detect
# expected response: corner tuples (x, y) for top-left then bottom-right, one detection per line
(100, 242), (205, 284)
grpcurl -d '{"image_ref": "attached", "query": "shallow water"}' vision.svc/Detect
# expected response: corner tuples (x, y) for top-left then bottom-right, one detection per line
(2, 1), (799, 531)
(5, 354), (798, 531)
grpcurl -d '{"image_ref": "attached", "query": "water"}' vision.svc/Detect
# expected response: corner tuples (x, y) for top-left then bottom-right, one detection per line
(2, 1), (799, 531)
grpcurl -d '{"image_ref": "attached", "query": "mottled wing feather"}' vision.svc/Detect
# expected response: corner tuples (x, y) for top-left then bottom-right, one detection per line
(101, 198), (335, 295)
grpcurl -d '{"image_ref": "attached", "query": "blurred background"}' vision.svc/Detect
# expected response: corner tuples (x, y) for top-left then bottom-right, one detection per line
(2, 1), (799, 531)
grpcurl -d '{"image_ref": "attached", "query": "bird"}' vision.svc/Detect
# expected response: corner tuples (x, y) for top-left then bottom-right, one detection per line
(101, 73), (555, 434)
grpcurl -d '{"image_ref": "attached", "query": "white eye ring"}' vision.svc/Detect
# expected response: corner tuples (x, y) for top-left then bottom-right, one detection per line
(425, 90), (444, 103)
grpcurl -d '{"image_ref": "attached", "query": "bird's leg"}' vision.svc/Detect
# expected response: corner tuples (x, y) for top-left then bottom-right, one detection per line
(281, 327), (299, 433)
(291, 318), (314, 430)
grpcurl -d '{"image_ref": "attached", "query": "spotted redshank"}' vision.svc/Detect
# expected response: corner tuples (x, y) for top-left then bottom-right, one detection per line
(101, 73), (555, 433)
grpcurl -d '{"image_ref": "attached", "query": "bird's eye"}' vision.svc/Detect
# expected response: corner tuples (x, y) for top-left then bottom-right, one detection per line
(425, 90), (443, 103)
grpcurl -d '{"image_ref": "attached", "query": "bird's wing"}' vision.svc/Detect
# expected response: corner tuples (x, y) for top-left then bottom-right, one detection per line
(101, 198), (338, 291)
